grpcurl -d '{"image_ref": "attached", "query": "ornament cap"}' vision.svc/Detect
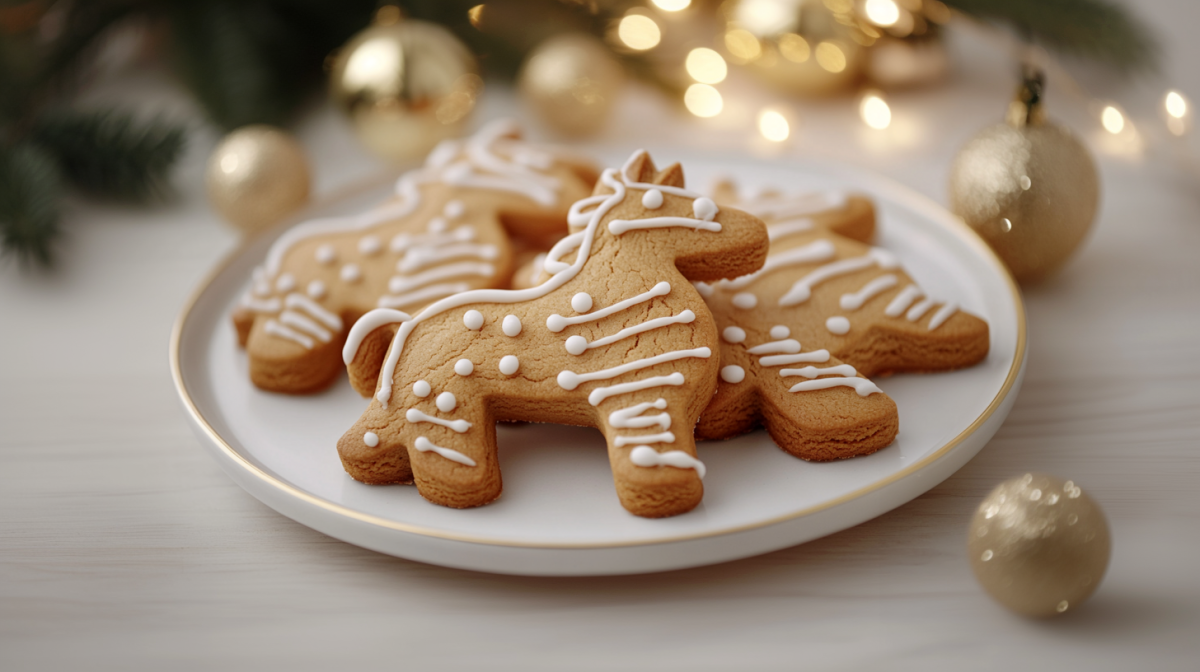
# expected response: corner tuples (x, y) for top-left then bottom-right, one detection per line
(1006, 66), (1047, 127)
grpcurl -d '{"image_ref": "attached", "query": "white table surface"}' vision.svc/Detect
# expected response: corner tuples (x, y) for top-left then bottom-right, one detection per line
(3, 2), (1199, 669)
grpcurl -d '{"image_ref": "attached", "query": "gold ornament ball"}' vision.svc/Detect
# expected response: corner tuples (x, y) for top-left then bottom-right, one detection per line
(206, 125), (311, 234)
(949, 77), (1100, 283)
(519, 34), (624, 137)
(329, 18), (480, 162)
(968, 473), (1111, 618)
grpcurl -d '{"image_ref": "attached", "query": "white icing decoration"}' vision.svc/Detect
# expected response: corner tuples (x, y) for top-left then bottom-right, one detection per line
(463, 309), (484, 330)
(241, 296), (280, 313)
(614, 432), (675, 447)
(747, 339), (801, 355)
(547, 282), (670, 332)
(742, 190), (848, 220)
(722, 240), (836, 290)
(406, 408), (472, 433)
(397, 243), (498, 273)
(414, 436), (476, 467)
(907, 298), (936, 321)
(454, 359), (474, 376)
(427, 217), (448, 233)
(608, 216), (721, 235)
(264, 319), (313, 348)
(628, 446), (705, 479)
(413, 380), (431, 397)
(378, 282), (471, 309)
(443, 200), (465, 219)
(693, 281), (714, 297)
(315, 245), (336, 265)
(778, 249), (900, 307)
(436, 392), (457, 412)
(279, 310), (332, 343)
(732, 292), (757, 309)
(692, 197), (719, 221)
(780, 364), (858, 379)
(387, 262), (495, 295)
(557, 347), (711, 391)
(788, 377), (882, 397)
(826, 316), (851, 335)
(499, 355), (519, 375)
(275, 273), (296, 293)
(307, 280), (326, 299)
(341, 308), (411, 365)
(588, 372), (686, 406)
(608, 399), (670, 430)
(529, 253), (547, 285)
(571, 292), (593, 313)
(390, 226), (475, 254)
(928, 302), (959, 330)
(840, 274), (898, 311)
(502, 314), (522, 337)
(358, 236), (382, 255)
(340, 264), (361, 283)
(563, 310), (696, 356)
(642, 189), (663, 209)
(759, 350), (831, 367)
(885, 284), (924, 317)
(285, 293), (343, 330)
(769, 325), (790, 340)
(565, 336), (588, 356)
(722, 326), (746, 343)
(363, 432), (379, 447)
(720, 365), (745, 383)
(767, 218), (815, 242)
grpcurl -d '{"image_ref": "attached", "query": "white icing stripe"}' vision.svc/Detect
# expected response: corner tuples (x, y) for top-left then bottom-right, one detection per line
(628, 446), (705, 479)
(406, 408), (472, 433)
(397, 243), (498, 273)
(788, 377), (882, 397)
(570, 310), (696, 354)
(241, 295), (281, 313)
(608, 217), (722, 235)
(609, 399), (671, 430)
(558, 348), (711, 391)
(766, 218), (815, 242)
(264, 319), (313, 349)
(547, 282), (671, 333)
(840, 274), (899, 311)
(588, 373), (686, 406)
(279, 310), (332, 342)
(390, 226), (475, 253)
(928, 302), (959, 330)
(758, 350), (831, 367)
(747, 339), (801, 355)
(780, 364), (858, 379)
(907, 297), (936, 321)
(885, 284), (923, 317)
(778, 249), (900, 307)
(693, 281), (714, 297)
(414, 436), (477, 466)
(342, 309), (411, 365)
(614, 431), (675, 447)
(388, 262), (495, 295)
(443, 162), (558, 206)
(285, 293), (343, 330)
(377, 282), (471, 309)
(723, 240), (836, 290)
(742, 190), (847, 220)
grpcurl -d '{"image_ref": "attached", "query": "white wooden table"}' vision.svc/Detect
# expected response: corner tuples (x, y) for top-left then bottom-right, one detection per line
(3, 2), (1199, 668)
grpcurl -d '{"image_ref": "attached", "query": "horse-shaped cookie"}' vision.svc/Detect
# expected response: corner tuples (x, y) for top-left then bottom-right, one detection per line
(696, 183), (990, 461)
(337, 152), (769, 518)
(232, 120), (597, 393)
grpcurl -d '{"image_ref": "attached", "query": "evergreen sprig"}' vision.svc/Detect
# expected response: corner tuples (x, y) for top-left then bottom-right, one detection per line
(0, 143), (63, 267)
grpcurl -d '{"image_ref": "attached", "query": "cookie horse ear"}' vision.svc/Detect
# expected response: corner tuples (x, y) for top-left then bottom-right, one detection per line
(654, 163), (686, 189)
(625, 151), (659, 183)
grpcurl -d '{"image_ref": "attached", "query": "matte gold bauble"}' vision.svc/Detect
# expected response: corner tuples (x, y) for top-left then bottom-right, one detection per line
(723, 0), (867, 96)
(329, 17), (480, 162)
(949, 72), (1099, 282)
(205, 125), (311, 234)
(968, 473), (1111, 618)
(519, 33), (624, 137)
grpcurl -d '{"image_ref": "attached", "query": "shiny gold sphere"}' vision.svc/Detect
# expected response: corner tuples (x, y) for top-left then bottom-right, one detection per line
(205, 125), (311, 234)
(519, 33), (624, 137)
(968, 473), (1111, 618)
(949, 120), (1099, 282)
(723, 0), (866, 96)
(329, 19), (480, 162)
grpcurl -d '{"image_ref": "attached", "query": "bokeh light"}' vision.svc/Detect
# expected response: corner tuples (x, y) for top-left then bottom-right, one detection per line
(686, 48), (727, 84)
(758, 109), (790, 142)
(815, 42), (846, 73)
(864, 0), (900, 26)
(1101, 105), (1125, 134)
(860, 92), (891, 129)
(684, 84), (723, 118)
(651, 0), (691, 11)
(618, 14), (661, 51)
(724, 29), (762, 62)
(1165, 91), (1187, 119)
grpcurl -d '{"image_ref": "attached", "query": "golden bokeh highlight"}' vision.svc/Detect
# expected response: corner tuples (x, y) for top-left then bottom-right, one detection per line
(467, 5), (484, 29)
(686, 48), (728, 84)
(1101, 105), (1125, 134)
(814, 41), (846, 73)
(778, 33), (811, 63)
(757, 109), (790, 142)
(618, 14), (662, 51)
(684, 83), (723, 117)
(1165, 91), (1187, 118)
(651, 0), (691, 11)
(724, 28), (762, 62)
(860, 91), (891, 129)
(863, 0), (900, 26)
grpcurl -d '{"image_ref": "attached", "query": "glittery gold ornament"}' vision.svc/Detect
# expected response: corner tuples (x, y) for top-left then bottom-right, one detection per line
(329, 13), (480, 162)
(519, 33), (624, 137)
(722, 0), (868, 96)
(968, 473), (1111, 618)
(205, 125), (311, 234)
(948, 70), (1100, 282)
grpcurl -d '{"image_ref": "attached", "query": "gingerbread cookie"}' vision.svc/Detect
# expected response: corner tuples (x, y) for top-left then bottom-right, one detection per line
(232, 120), (598, 393)
(695, 183), (990, 461)
(337, 151), (769, 518)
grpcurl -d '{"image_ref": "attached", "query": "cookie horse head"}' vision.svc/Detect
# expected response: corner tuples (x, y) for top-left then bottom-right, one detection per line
(231, 120), (598, 393)
(337, 151), (769, 518)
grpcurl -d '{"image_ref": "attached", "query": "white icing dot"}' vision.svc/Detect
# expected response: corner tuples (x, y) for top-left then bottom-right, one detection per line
(565, 335), (588, 355)
(720, 365), (746, 384)
(463, 309), (484, 330)
(770, 325), (790, 340)
(571, 292), (593, 313)
(826, 316), (851, 335)
(358, 235), (382, 256)
(428, 217), (448, 233)
(436, 392), (457, 412)
(642, 189), (664, 209)
(315, 244), (336, 265)
(693, 197), (719, 221)
(307, 280), (326, 299)
(389, 233), (411, 253)
(722, 326), (746, 344)
(454, 359), (474, 376)
(254, 281), (271, 296)
(275, 273), (295, 293)
(443, 200), (465, 219)
(546, 315), (567, 332)
(413, 380), (431, 397)
(363, 432), (379, 447)
(732, 292), (758, 309)
(341, 264), (361, 283)
(388, 276), (404, 293)
(499, 355), (519, 375)
(502, 314), (522, 337)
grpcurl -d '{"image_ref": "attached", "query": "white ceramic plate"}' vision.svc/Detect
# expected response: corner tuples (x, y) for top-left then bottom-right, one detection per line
(172, 154), (1025, 576)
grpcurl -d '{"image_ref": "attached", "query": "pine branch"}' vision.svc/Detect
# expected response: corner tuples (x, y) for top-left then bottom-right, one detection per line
(942, 0), (1158, 72)
(0, 142), (63, 267)
(31, 109), (186, 202)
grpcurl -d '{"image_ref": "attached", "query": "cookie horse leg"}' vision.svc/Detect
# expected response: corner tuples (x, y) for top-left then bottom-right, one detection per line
(405, 393), (503, 509)
(600, 395), (704, 518)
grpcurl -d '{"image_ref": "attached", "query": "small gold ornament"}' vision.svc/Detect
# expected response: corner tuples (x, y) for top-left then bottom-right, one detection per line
(329, 14), (480, 162)
(949, 70), (1100, 282)
(519, 33), (624, 137)
(968, 473), (1111, 618)
(861, 0), (951, 88)
(206, 125), (311, 234)
(722, 0), (868, 96)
